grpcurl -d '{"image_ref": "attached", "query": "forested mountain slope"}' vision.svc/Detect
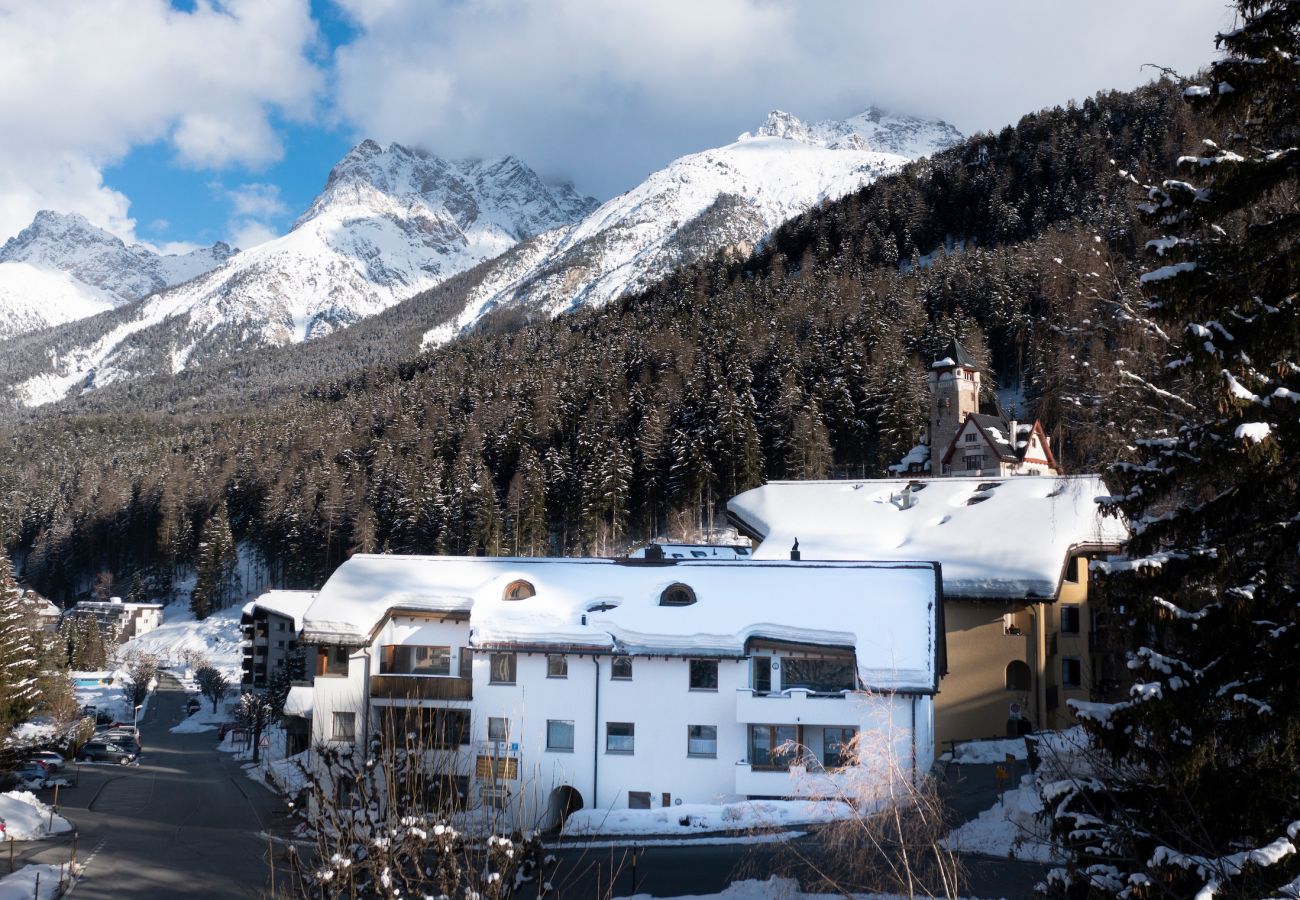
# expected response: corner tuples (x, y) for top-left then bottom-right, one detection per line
(1, 80), (1199, 603)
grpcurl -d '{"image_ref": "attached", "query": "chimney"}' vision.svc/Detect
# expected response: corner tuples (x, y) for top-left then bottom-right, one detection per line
(790, 538), (801, 561)
(1009, 419), (1018, 450)
(645, 544), (664, 561)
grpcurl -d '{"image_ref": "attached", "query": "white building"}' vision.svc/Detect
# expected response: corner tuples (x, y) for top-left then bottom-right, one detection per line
(64, 597), (164, 641)
(298, 554), (942, 828)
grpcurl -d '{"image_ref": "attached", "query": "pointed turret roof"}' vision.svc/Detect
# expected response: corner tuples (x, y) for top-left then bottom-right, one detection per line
(931, 338), (979, 370)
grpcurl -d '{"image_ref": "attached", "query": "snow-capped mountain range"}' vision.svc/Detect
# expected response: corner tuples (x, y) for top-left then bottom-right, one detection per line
(0, 106), (960, 408)
(5, 144), (595, 405)
(0, 211), (234, 339)
(423, 108), (961, 348)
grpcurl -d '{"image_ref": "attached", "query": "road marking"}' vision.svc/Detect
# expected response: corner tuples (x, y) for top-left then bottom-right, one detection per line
(60, 838), (106, 897)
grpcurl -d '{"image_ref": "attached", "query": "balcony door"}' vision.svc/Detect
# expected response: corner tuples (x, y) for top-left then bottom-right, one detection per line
(749, 724), (799, 770)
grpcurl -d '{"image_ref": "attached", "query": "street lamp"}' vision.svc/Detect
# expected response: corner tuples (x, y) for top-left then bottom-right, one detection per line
(133, 703), (143, 732)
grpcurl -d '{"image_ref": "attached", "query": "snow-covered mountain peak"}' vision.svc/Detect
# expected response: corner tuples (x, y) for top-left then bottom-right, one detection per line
(739, 106), (963, 159)
(0, 209), (238, 341)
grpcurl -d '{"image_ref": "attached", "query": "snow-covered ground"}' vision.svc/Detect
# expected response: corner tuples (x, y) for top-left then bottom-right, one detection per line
(0, 791), (72, 841)
(942, 737), (1028, 765)
(72, 669), (145, 723)
(169, 704), (233, 734)
(941, 774), (1058, 863)
(616, 876), (985, 900)
(119, 602), (244, 683)
(562, 800), (855, 838)
(0, 863), (74, 900)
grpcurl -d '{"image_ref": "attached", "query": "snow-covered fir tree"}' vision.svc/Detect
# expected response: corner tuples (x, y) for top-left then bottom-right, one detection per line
(1048, 2), (1300, 896)
(190, 505), (241, 620)
(0, 553), (39, 736)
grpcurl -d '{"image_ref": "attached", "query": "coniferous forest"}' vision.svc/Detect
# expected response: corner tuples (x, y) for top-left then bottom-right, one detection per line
(1, 79), (1201, 605)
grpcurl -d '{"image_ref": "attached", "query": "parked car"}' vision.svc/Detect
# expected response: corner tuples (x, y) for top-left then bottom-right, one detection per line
(12, 762), (51, 788)
(75, 741), (137, 764)
(25, 752), (65, 772)
(99, 733), (142, 755)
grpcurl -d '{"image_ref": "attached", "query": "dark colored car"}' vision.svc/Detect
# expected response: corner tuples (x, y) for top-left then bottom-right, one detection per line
(99, 733), (142, 755)
(76, 741), (137, 764)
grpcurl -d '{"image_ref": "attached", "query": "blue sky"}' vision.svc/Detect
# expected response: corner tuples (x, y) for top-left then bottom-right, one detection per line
(0, 0), (1236, 252)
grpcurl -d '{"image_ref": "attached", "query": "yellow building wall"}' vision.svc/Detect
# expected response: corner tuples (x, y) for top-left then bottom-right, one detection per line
(934, 600), (1034, 750)
(935, 555), (1097, 748)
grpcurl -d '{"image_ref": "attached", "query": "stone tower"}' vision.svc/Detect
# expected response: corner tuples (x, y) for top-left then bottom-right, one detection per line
(928, 338), (981, 463)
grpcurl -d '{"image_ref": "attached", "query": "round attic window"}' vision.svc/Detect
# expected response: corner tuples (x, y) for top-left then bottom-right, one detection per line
(504, 579), (536, 601)
(659, 583), (697, 607)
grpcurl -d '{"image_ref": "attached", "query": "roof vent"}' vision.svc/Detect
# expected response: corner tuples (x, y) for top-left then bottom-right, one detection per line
(790, 538), (801, 561)
(975, 482), (1001, 492)
(644, 544), (665, 561)
(965, 495), (991, 506)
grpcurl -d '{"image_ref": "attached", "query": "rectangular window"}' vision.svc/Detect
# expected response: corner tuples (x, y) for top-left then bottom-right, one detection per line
(606, 722), (634, 753)
(332, 712), (356, 742)
(318, 645), (349, 676)
(379, 707), (470, 749)
(628, 791), (651, 810)
(1060, 605), (1080, 634)
(780, 658), (856, 693)
(687, 725), (717, 757)
(611, 656), (633, 680)
(547, 654), (568, 678)
(487, 717), (509, 742)
(1063, 557), (1081, 584)
(381, 645), (451, 676)
(749, 724), (797, 770)
(688, 659), (719, 691)
(546, 719), (575, 752)
(1062, 657), (1082, 688)
(277, 622), (286, 631)
(965, 455), (982, 471)
(489, 652), (516, 685)
(964, 432), (977, 442)
(823, 727), (857, 768)
(459, 648), (473, 680)
(753, 657), (772, 693)
(335, 774), (356, 806)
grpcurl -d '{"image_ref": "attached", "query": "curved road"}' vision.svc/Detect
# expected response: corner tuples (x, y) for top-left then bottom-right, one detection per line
(54, 673), (287, 899)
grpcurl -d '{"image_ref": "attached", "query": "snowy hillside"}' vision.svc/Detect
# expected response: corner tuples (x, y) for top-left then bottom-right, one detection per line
(4, 143), (596, 406)
(0, 211), (234, 340)
(423, 108), (961, 347)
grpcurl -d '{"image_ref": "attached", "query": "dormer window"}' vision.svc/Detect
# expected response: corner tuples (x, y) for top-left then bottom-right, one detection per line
(503, 580), (536, 601)
(659, 583), (697, 607)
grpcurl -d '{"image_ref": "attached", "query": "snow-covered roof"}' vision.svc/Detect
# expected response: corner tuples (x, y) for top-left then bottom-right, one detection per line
(301, 555), (942, 693)
(727, 476), (1126, 601)
(283, 685), (314, 718)
(243, 590), (317, 632)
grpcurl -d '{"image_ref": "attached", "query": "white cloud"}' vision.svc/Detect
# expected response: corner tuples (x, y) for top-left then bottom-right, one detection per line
(331, 0), (1236, 198)
(0, 0), (322, 242)
(216, 182), (291, 249)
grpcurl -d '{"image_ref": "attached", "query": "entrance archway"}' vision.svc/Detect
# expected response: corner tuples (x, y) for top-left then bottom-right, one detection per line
(544, 785), (584, 832)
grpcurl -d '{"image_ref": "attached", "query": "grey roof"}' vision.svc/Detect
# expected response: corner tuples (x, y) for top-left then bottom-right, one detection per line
(934, 338), (979, 370)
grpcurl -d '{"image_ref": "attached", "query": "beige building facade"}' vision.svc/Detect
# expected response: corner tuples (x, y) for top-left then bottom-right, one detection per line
(727, 476), (1125, 749)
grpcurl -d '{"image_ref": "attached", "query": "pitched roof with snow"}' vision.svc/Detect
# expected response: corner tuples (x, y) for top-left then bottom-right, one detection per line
(243, 590), (317, 631)
(301, 555), (942, 693)
(727, 475), (1126, 601)
(932, 338), (979, 370)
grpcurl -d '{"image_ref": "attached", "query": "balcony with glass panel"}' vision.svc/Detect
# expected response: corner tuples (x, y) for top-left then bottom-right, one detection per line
(372, 644), (473, 701)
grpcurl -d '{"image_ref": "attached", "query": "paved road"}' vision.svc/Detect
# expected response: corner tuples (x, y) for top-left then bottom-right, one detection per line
(24, 672), (289, 899)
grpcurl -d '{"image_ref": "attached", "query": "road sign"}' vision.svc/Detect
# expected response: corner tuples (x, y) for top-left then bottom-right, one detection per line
(259, 734), (270, 748)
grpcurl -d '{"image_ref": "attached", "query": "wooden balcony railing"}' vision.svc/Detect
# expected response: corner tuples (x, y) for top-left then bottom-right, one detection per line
(370, 675), (473, 701)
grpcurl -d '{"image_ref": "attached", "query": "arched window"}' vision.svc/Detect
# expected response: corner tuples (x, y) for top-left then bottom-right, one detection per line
(1005, 660), (1031, 692)
(503, 580), (536, 601)
(659, 583), (697, 607)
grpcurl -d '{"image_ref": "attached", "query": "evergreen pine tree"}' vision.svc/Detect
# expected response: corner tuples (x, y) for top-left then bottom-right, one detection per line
(0, 553), (39, 736)
(1048, 4), (1300, 896)
(191, 505), (241, 620)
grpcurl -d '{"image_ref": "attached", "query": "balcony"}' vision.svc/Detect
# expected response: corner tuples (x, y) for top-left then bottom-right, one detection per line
(734, 761), (850, 798)
(371, 675), (473, 701)
(735, 688), (866, 727)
